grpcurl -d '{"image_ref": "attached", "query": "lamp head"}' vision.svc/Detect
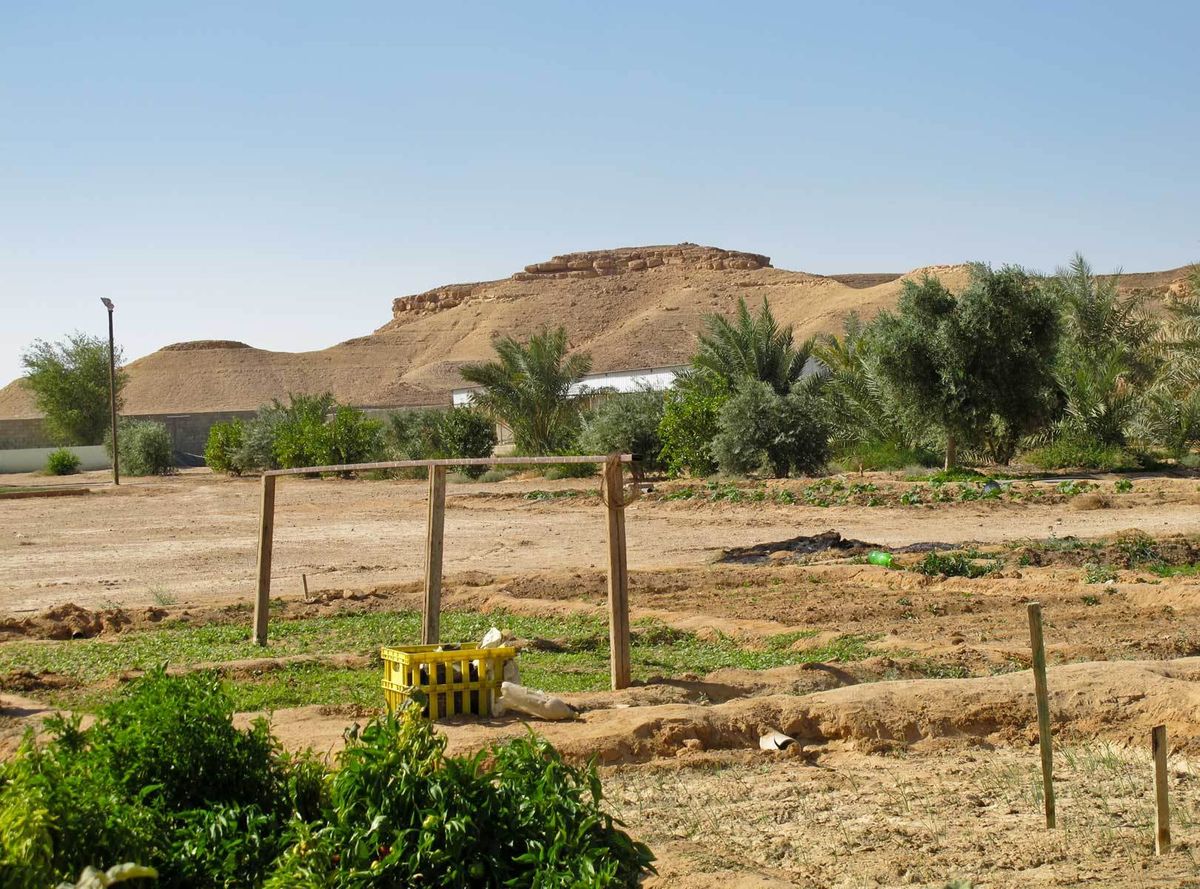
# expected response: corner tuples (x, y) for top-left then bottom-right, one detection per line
(100, 298), (115, 311)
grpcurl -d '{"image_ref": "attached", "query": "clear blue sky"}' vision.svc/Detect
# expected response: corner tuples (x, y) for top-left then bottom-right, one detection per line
(2, 1), (1197, 382)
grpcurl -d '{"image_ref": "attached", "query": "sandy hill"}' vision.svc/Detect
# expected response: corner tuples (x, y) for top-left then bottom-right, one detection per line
(0, 244), (1192, 418)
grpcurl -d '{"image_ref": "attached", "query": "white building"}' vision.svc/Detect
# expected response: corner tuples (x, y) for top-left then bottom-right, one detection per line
(451, 365), (687, 407)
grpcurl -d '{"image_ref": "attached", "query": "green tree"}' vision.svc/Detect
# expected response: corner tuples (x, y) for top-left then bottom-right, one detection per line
(459, 327), (592, 455)
(711, 378), (829, 477)
(812, 312), (917, 457)
(872, 265), (1060, 468)
(657, 373), (727, 476)
(1136, 264), (1200, 457)
(271, 393), (336, 469)
(579, 388), (666, 471)
(693, 297), (812, 394)
(1045, 255), (1157, 448)
(435, 407), (498, 477)
(20, 333), (126, 445)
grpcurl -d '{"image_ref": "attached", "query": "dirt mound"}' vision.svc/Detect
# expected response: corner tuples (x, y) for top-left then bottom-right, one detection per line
(0, 602), (171, 640)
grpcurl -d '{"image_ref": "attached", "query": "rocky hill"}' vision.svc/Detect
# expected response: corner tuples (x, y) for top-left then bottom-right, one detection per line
(0, 245), (1191, 418)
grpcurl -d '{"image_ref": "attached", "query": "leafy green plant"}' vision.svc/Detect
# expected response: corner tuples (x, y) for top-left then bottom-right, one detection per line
(460, 327), (591, 456)
(1083, 562), (1118, 584)
(1024, 435), (1139, 471)
(21, 333), (127, 446)
(327, 405), (385, 469)
(711, 378), (829, 477)
(658, 373), (727, 476)
(1114, 477), (1133, 493)
(203, 419), (246, 475)
(45, 448), (81, 476)
(579, 388), (665, 470)
(435, 407), (497, 477)
(912, 551), (999, 578)
(106, 420), (174, 476)
(265, 706), (654, 887)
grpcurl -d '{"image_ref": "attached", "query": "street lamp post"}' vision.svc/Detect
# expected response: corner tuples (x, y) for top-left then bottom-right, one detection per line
(100, 298), (119, 486)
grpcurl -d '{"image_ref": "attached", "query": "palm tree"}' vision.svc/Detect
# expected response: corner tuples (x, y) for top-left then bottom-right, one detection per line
(1045, 254), (1158, 446)
(459, 327), (592, 455)
(812, 312), (912, 451)
(691, 297), (813, 395)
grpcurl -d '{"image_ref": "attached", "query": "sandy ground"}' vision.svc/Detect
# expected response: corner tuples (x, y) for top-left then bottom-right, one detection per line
(3, 469), (1200, 614)
(5, 468), (1200, 886)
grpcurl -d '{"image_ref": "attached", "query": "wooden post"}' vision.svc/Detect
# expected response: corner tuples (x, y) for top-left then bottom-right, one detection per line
(252, 474), (277, 645)
(301, 573), (310, 602)
(421, 465), (447, 645)
(603, 454), (631, 690)
(1027, 602), (1055, 828)
(1153, 724), (1171, 854)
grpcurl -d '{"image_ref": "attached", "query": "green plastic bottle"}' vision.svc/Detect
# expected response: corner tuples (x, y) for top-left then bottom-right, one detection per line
(867, 551), (894, 568)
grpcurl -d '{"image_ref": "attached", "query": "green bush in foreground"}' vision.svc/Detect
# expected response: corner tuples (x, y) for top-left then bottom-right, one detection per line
(44, 448), (81, 476)
(1023, 434), (1140, 471)
(105, 420), (175, 476)
(0, 670), (653, 888)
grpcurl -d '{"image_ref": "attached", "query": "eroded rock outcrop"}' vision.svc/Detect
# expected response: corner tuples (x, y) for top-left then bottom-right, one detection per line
(388, 243), (771, 320)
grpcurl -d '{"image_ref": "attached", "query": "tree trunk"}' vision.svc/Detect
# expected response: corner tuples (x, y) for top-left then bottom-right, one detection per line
(944, 434), (957, 471)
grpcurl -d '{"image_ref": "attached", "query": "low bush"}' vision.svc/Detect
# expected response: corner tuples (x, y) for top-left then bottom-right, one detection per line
(271, 394), (335, 470)
(580, 389), (665, 471)
(44, 448), (80, 476)
(203, 419), (246, 474)
(0, 671), (653, 888)
(912, 551), (999, 578)
(477, 468), (513, 483)
(436, 407), (498, 477)
(711, 380), (829, 478)
(1023, 435), (1140, 471)
(833, 440), (939, 472)
(543, 459), (598, 480)
(327, 405), (385, 469)
(658, 375), (727, 477)
(106, 420), (174, 476)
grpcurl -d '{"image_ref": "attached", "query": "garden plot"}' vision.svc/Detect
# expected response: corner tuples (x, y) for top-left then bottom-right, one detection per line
(5, 470), (1200, 885)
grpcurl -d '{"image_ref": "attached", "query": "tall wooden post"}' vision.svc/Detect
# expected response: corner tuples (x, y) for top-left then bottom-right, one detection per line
(422, 465), (447, 644)
(1027, 602), (1055, 828)
(252, 474), (277, 645)
(1153, 724), (1171, 854)
(603, 455), (631, 690)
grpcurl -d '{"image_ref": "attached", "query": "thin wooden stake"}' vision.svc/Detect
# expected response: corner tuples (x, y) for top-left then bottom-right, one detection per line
(301, 573), (310, 602)
(421, 465), (447, 645)
(1027, 601), (1055, 828)
(252, 474), (277, 645)
(603, 454), (631, 690)
(1153, 724), (1171, 854)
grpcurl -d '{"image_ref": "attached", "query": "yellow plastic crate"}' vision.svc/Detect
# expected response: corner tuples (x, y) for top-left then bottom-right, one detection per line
(381, 643), (516, 719)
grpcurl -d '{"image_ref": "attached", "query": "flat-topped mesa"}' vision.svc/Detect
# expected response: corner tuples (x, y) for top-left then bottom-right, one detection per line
(387, 243), (772, 323)
(513, 243), (771, 280)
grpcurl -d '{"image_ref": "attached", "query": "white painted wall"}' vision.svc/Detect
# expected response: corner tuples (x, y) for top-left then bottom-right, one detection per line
(0, 445), (110, 474)
(452, 365), (686, 406)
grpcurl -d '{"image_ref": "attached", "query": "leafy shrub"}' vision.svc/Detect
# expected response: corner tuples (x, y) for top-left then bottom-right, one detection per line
(327, 405), (385, 468)
(580, 389), (666, 470)
(478, 468), (513, 483)
(658, 374), (727, 476)
(1114, 477), (1133, 493)
(385, 407), (496, 478)
(0, 671), (653, 889)
(711, 379), (829, 478)
(0, 668), (310, 889)
(105, 419), (174, 476)
(44, 448), (81, 476)
(1024, 435), (1140, 471)
(913, 551), (999, 578)
(265, 707), (653, 887)
(833, 440), (938, 472)
(436, 407), (497, 477)
(203, 419), (246, 475)
(271, 394), (334, 470)
(1083, 562), (1118, 584)
(541, 461), (595, 480)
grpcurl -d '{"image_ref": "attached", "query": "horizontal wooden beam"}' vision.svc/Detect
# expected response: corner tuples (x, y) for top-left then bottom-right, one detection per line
(264, 453), (636, 478)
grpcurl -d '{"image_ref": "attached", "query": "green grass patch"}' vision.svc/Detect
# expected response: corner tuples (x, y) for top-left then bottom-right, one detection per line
(1, 611), (879, 713)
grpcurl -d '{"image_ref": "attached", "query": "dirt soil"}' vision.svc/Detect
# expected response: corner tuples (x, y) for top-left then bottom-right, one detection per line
(4, 469), (1200, 886)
